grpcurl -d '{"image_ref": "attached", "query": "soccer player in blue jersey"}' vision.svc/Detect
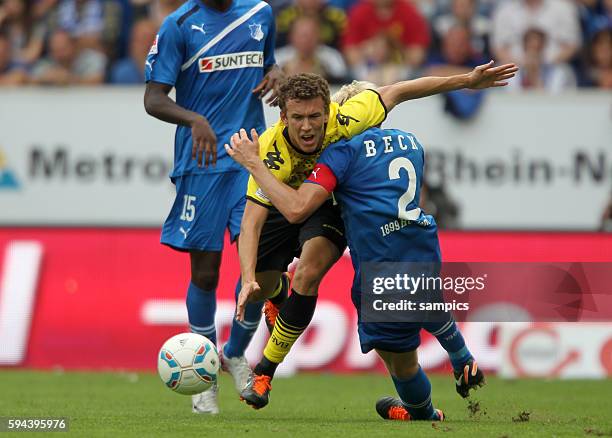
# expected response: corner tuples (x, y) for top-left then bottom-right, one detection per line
(143, 0), (283, 414)
(224, 65), (514, 412)
(225, 78), (505, 420)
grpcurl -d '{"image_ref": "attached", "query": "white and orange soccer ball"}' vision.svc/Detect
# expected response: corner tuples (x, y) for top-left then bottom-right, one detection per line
(157, 333), (219, 395)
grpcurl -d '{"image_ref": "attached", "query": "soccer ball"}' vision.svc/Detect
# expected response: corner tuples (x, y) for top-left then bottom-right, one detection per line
(157, 333), (219, 395)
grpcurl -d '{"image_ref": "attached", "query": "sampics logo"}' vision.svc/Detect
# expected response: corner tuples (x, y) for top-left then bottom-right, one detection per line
(0, 149), (19, 190)
(199, 51), (263, 73)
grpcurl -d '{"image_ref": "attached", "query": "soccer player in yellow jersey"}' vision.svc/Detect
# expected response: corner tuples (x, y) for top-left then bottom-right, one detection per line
(231, 62), (517, 409)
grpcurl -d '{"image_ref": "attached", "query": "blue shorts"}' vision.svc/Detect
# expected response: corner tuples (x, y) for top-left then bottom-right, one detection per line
(357, 321), (422, 354)
(161, 170), (248, 252)
(352, 289), (422, 354)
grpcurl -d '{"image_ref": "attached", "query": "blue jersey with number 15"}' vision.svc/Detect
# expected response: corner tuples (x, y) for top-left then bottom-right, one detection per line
(306, 127), (441, 292)
(145, 0), (276, 177)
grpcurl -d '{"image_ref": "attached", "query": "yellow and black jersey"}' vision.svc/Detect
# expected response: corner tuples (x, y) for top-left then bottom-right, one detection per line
(246, 89), (387, 207)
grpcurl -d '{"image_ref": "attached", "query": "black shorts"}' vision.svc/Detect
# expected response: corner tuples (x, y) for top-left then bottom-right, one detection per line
(255, 200), (347, 272)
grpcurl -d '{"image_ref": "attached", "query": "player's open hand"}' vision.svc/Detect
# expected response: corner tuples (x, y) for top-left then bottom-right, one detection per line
(466, 61), (519, 89)
(253, 65), (284, 106)
(191, 116), (217, 167)
(236, 280), (262, 322)
(225, 128), (261, 170)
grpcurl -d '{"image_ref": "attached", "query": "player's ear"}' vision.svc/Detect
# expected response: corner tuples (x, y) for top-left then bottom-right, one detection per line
(280, 110), (288, 125)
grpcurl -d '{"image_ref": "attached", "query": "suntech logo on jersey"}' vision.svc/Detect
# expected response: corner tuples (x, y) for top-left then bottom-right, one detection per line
(199, 51), (263, 73)
(0, 149), (19, 190)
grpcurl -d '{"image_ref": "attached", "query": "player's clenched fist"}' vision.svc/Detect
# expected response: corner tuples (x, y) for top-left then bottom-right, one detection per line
(191, 115), (217, 168)
(225, 128), (261, 170)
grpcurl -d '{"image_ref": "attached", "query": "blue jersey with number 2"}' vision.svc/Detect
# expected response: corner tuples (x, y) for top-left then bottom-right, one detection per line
(306, 127), (441, 292)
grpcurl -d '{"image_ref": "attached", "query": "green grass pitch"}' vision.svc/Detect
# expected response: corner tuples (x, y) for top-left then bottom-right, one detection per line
(1, 370), (612, 437)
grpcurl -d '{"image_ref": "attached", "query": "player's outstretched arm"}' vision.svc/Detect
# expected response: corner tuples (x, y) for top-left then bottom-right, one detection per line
(235, 200), (269, 321)
(225, 129), (329, 223)
(144, 81), (217, 167)
(377, 61), (518, 111)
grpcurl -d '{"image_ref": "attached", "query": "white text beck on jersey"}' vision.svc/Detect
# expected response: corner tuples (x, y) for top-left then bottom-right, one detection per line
(364, 134), (419, 158)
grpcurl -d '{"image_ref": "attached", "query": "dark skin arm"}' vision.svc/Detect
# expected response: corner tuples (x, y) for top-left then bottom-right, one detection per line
(143, 66), (284, 167)
(254, 64), (284, 106)
(144, 81), (217, 167)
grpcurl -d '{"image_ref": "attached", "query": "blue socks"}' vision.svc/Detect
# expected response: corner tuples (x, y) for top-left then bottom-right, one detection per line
(186, 282), (217, 345)
(223, 279), (263, 358)
(392, 367), (438, 420)
(186, 279), (263, 357)
(425, 319), (473, 371)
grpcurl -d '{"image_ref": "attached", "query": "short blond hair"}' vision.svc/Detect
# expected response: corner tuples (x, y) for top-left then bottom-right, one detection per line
(331, 80), (378, 105)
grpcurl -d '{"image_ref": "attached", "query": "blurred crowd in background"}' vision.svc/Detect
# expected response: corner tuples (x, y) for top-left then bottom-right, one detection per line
(0, 0), (610, 90)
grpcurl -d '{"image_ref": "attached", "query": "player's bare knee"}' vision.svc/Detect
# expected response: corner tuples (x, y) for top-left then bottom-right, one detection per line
(189, 251), (221, 290)
(191, 270), (219, 291)
(293, 248), (339, 293)
(292, 264), (323, 296)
